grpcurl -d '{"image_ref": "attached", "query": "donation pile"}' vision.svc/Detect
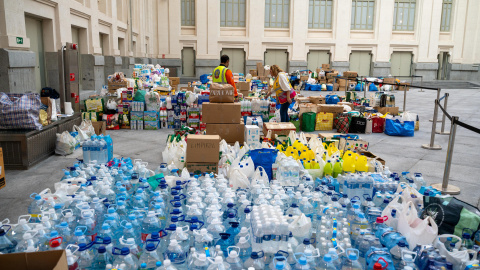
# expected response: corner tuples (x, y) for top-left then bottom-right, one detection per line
(1, 136), (480, 270)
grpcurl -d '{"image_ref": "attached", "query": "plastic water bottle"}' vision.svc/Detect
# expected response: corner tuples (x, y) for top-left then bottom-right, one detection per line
(141, 211), (161, 243)
(112, 247), (139, 270)
(226, 247), (244, 270)
(207, 256), (230, 270)
(105, 135), (113, 162)
(244, 251), (265, 269)
(27, 193), (44, 223)
(157, 259), (178, 270)
(91, 245), (113, 270)
(237, 235), (252, 262)
(318, 254), (337, 270)
(165, 239), (187, 269)
(138, 240), (162, 269)
(82, 138), (91, 164)
(341, 249), (363, 270)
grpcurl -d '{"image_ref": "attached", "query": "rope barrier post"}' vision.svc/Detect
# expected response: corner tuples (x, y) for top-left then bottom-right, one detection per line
(363, 76), (366, 98)
(436, 93), (450, 135)
(432, 116), (461, 195)
(422, 96), (442, 150)
(429, 88), (442, 122)
(419, 76), (424, 92)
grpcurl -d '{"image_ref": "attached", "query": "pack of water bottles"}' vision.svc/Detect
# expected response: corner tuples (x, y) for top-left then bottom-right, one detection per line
(1, 152), (480, 270)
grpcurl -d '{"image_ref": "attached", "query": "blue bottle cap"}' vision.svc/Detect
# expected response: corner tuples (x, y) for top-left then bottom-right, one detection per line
(98, 246), (106, 253)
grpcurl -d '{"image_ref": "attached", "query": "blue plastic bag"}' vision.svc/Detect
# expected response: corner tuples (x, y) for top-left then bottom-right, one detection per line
(326, 84), (333, 91)
(200, 74), (209, 84)
(369, 83), (378, 91)
(384, 119), (414, 137)
(248, 149), (278, 181)
(326, 95), (340, 104)
(304, 83), (312, 91)
(355, 83), (364, 91)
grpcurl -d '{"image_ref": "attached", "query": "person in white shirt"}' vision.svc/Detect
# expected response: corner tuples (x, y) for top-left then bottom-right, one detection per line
(265, 65), (295, 122)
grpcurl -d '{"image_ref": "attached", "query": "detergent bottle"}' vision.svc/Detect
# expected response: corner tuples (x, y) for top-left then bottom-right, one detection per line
(355, 155), (368, 172)
(333, 160), (343, 178)
(324, 161), (333, 177)
(343, 154), (356, 173)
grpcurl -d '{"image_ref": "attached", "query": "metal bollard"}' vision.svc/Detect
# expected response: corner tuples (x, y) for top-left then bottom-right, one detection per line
(419, 76), (424, 92)
(436, 93), (450, 135)
(421, 98), (442, 150)
(429, 88), (442, 122)
(431, 116), (461, 195)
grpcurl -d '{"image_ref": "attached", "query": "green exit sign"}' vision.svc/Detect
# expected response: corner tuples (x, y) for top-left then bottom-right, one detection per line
(16, 37), (23, 44)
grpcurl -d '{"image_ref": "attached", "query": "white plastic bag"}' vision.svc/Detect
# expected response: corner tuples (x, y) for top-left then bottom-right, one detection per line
(433, 235), (470, 270)
(252, 166), (269, 187)
(73, 125), (89, 142)
(79, 119), (95, 137)
(288, 130), (298, 143)
(106, 99), (117, 110)
(402, 111), (417, 122)
(55, 131), (76, 155)
(398, 185), (423, 208)
(398, 201), (438, 249)
(229, 168), (250, 190)
(289, 214), (312, 239)
(381, 195), (406, 230)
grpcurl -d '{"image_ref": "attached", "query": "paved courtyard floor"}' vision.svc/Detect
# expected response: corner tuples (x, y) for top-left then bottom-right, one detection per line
(1, 85), (479, 222)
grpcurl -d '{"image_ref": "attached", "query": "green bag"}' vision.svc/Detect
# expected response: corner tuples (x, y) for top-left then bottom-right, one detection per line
(133, 89), (146, 102)
(147, 173), (164, 190)
(290, 119), (300, 132)
(302, 112), (316, 132)
(421, 196), (480, 239)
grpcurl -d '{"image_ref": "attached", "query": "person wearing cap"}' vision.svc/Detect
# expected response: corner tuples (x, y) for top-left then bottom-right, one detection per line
(212, 54), (238, 97)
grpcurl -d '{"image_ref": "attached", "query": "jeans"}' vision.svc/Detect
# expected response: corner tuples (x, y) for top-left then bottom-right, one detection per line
(280, 102), (290, 122)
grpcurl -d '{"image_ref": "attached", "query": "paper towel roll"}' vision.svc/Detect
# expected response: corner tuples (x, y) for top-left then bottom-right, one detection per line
(65, 102), (74, 115)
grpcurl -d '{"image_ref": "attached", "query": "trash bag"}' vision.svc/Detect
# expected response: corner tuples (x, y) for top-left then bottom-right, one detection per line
(301, 112), (316, 132)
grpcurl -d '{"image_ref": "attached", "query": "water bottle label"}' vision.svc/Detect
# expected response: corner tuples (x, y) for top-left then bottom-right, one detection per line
(89, 233), (98, 242)
(141, 233), (149, 242)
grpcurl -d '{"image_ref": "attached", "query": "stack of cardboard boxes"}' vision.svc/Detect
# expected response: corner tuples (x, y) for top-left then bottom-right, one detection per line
(186, 134), (220, 174)
(204, 85), (244, 144)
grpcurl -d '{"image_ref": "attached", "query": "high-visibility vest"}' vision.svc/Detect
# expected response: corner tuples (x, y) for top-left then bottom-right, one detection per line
(212, 65), (228, 83)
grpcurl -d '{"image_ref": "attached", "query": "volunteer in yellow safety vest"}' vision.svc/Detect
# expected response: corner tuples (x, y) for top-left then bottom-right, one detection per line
(212, 55), (238, 97)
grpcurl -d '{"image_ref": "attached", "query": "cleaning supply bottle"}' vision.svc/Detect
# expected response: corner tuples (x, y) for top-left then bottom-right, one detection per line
(324, 161), (333, 177)
(355, 155), (368, 172)
(333, 160), (343, 178)
(343, 154), (356, 173)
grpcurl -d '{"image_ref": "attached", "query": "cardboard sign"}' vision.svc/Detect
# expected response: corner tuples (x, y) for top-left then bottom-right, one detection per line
(0, 250), (68, 270)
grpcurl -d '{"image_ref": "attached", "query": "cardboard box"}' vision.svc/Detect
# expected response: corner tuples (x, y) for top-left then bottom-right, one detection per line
(299, 103), (318, 115)
(0, 148), (4, 191)
(300, 75), (309, 81)
(239, 90), (251, 97)
(245, 125), (261, 144)
(143, 111), (158, 121)
(169, 77), (180, 86)
(202, 103), (241, 124)
(92, 121), (106, 135)
(359, 150), (386, 166)
(144, 120), (159, 130)
(326, 72), (339, 79)
(186, 134), (220, 163)
(318, 75), (326, 81)
(130, 111), (144, 121)
(317, 104), (344, 118)
(249, 70), (258, 77)
(343, 71), (358, 78)
(296, 97), (311, 104)
(263, 122), (297, 138)
(186, 162), (219, 174)
(209, 83), (235, 103)
(374, 106), (399, 116)
(236, 82), (251, 91)
(309, 96), (326, 105)
(383, 78), (396, 85)
(398, 83), (410, 91)
(206, 123), (245, 143)
(0, 250), (68, 270)
(322, 64), (331, 70)
(333, 83), (340, 91)
(318, 132), (344, 141)
(180, 86), (194, 92)
(256, 62), (264, 77)
(108, 81), (127, 92)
